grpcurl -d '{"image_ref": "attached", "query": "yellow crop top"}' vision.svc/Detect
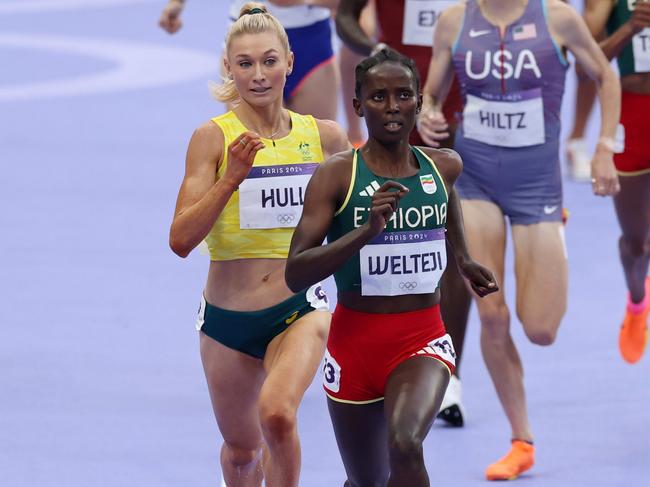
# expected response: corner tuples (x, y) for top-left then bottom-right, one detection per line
(205, 110), (325, 261)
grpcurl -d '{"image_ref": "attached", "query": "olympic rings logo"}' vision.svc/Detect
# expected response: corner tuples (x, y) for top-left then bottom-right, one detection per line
(277, 214), (296, 224)
(399, 282), (418, 291)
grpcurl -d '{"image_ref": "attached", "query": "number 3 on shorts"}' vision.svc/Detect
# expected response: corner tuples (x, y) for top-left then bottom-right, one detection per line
(322, 349), (341, 393)
(429, 333), (457, 366)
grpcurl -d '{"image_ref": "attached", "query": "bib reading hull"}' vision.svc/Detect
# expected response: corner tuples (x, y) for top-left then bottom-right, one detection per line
(239, 163), (318, 229)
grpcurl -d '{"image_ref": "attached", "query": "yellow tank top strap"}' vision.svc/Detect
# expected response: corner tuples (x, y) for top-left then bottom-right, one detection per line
(211, 111), (248, 179)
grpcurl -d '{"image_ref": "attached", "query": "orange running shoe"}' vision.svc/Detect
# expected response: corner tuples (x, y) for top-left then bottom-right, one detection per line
(485, 440), (535, 481)
(619, 277), (650, 364)
(562, 207), (569, 226)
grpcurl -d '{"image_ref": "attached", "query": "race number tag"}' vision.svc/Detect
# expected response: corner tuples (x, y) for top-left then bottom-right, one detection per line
(238, 163), (318, 229)
(306, 282), (330, 312)
(359, 229), (447, 296)
(412, 333), (457, 367)
(195, 295), (207, 331)
(322, 349), (341, 393)
(403, 0), (456, 46)
(632, 28), (650, 72)
(463, 88), (545, 147)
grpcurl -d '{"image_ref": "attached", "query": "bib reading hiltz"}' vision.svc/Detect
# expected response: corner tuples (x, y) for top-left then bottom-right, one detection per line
(328, 147), (449, 297)
(463, 88), (545, 147)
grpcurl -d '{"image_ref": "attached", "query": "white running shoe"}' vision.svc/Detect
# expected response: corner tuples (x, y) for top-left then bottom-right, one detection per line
(437, 375), (466, 427)
(566, 138), (592, 182)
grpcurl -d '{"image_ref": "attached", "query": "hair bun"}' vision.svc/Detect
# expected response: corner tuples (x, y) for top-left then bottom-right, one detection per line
(239, 2), (268, 17)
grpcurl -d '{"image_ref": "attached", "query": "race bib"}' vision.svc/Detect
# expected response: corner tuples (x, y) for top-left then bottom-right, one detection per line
(359, 228), (447, 296)
(412, 333), (457, 367)
(463, 88), (545, 147)
(306, 282), (330, 312)
(402, 0), (456, 46)
(195, 295), (207, 331)
(632, 28), (650, 72)
(239, 163), (318, 229)
(322, 349), (341, 393)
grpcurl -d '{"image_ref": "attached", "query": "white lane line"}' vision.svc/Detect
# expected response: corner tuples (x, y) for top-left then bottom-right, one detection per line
(0, 0), (159, 15)
(0, 33), (218, 101)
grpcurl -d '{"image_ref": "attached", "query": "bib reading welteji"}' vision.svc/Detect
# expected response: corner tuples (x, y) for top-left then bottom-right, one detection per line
(329, 147), (449, 297)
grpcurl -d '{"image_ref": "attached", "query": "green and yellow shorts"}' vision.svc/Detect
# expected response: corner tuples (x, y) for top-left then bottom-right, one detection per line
(196, 283), (330, 359)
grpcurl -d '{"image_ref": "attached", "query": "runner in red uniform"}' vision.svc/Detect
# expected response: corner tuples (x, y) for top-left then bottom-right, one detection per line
(336, 0), (471, 427)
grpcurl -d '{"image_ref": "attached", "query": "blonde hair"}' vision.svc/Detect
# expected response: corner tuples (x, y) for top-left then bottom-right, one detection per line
(211, 2), (291, 104)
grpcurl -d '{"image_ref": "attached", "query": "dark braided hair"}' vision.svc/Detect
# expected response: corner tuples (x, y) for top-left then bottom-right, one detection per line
(354, 48), (421, 99)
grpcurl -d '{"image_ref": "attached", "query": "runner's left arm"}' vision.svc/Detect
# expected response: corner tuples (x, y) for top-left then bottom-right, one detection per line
(550, 0), (620, 196)
(425, 148), (499, 298)
(335, 0), (376, 56)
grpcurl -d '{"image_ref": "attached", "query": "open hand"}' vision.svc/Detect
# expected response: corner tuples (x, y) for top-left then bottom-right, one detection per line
(591, 151), (620, 197)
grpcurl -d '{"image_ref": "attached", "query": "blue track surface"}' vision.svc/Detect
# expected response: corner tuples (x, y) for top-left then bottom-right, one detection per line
(1, 1), (648, 486)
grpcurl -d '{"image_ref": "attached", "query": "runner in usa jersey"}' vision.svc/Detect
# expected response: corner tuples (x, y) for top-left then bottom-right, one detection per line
(418, 0), (621, 480)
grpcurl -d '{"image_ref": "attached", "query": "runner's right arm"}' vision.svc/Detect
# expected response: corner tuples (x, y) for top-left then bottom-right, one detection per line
(159, 0), (185, 34)
(335, 0), (375, 56)
(585, 0), (650, 60)
(418, 5), (464, 147)
(286, 156), (407, 292)
(169, 125), (264, 257)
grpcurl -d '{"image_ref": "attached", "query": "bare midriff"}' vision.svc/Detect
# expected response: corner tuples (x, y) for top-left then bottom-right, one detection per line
(204, 258), (294, 311)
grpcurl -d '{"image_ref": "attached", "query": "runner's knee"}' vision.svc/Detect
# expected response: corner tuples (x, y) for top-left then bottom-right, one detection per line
(388, 430), (424, 471)
(620, 233), (650, 258)
(479, 302), (510, 338)
(524, 327), (557, 346)
(222, 441), (261, 469)
(259, 399), (296, 444)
